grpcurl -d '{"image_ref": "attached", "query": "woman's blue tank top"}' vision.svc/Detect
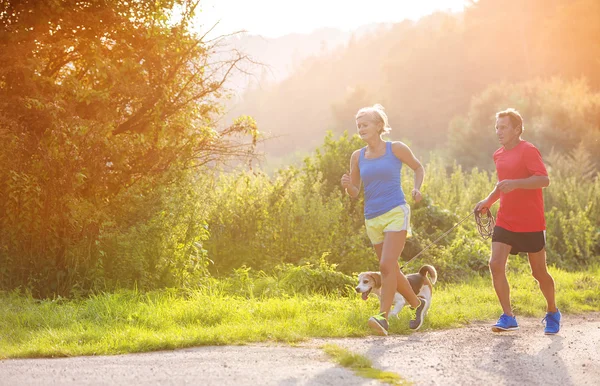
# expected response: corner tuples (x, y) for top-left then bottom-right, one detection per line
(359, 141), (406, 219)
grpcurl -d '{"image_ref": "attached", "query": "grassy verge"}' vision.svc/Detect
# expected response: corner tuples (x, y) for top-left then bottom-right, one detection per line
(1, 265), (598, 359)
(323, 343), (410, 385)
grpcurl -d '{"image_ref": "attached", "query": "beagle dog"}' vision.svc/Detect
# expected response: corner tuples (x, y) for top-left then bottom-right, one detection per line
(355, 265), (437, 318)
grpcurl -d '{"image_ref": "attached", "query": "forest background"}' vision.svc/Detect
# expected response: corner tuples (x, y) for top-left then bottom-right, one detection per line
(1, 0), (598, 299)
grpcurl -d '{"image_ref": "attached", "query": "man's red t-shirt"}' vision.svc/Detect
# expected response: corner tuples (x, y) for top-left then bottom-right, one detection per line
(493, 140), (548, 232)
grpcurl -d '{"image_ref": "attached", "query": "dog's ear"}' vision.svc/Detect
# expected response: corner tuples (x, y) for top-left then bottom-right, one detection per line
(368, 272), (381, 288)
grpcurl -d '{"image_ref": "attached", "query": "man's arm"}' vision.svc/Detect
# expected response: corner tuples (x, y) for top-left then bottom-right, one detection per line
(496, 175), (550, 193)
(475, 185), (501, 213)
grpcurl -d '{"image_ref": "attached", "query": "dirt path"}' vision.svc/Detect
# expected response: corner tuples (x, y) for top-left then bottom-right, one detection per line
(310, 312), (600, 385)
(1, 313), (598, 385)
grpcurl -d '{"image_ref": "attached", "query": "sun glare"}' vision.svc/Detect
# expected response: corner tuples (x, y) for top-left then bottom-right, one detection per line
(191, 0), (467, 38)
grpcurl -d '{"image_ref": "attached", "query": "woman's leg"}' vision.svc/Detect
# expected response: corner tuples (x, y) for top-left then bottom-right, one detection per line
(377, 230), (420, 317)
(374, 243), (410, 296)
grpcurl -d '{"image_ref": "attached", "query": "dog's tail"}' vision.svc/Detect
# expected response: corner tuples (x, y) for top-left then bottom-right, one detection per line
(419, 265), (437, 285)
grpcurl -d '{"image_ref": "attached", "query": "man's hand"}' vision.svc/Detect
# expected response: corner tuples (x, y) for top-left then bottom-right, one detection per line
(496, 179), (519, 194)
(411, 189), (422, 203)
(474, 200), (489, 214)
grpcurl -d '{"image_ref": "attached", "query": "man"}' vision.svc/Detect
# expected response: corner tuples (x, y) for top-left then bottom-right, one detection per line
(474, 108), (560, 335)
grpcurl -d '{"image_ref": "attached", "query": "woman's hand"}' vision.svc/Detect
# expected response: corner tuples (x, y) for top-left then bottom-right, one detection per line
(411, 189), (422, 203)
(341, 172), (353, 189)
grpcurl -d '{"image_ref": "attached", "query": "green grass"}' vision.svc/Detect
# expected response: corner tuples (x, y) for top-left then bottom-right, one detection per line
(1, 265), (598, 359)
(322, 343), (410, 385)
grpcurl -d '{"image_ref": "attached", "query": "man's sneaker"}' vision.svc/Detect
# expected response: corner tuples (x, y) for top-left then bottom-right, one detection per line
(409, 297), (427, 330)
(492, 313), (519, 332)
(542, 309), (561, 335)
(368, 312), (389, 336)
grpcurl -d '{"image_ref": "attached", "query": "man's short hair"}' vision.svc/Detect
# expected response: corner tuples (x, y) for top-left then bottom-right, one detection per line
(496, 108), (524, 133)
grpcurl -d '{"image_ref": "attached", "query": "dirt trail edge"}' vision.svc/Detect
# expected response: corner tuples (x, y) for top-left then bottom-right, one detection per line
(1, 313), (598, 386)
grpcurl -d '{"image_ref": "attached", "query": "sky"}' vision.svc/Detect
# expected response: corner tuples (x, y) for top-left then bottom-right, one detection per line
(191, 0), (468, 38)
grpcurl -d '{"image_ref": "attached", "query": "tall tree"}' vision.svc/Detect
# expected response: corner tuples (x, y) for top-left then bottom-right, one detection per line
(0, 0), (257, 296)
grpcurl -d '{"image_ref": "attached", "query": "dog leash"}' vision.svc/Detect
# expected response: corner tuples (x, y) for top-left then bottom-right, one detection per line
(399, 208), (495, 270)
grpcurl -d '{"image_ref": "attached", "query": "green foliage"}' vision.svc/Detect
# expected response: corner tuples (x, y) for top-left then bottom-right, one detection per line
(309, 131), (365, 195)
(92, 171), (215, 290)
(217, 256), (355, 298)
(448, 79), (600, 170)
(2, 1), (599, 298)
(4, 114), (598, 296)
(0, 1), (256, 297)
(204, 132), (599, 281)
(543, 145), (600, 268)
(277, 254), (355, 295)
(204, 156), (375, 275)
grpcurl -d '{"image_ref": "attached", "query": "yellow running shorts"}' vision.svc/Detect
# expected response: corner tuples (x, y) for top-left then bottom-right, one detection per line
(365, 204), (412, 245)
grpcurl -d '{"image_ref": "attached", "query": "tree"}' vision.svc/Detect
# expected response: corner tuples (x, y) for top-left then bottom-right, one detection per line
(448, 79), (600, 170)
(0, 0), (257, 296)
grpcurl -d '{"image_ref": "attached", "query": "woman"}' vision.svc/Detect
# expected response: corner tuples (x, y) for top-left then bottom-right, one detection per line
(341, 104), (427, 335)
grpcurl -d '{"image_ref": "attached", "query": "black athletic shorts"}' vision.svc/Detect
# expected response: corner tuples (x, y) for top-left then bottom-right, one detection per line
(491, 226), (546, 255)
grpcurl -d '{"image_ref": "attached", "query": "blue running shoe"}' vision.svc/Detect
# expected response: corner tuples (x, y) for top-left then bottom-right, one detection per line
(492, 313), (519, 332)
(542, 309), (561, 335)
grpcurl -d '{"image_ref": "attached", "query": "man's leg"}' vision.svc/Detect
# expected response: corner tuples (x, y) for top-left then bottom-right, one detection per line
(376, 231), (420, 317)
(527, 249), (557, 312)
(490, 242), (513, 315)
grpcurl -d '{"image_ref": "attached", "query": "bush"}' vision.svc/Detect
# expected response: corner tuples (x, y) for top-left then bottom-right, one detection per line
(203, 131), (599, 283)
(213, 256), (355, 298)
(278, 254), (356, 296)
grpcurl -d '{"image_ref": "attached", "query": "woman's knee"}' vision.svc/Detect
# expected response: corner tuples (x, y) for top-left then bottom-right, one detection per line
(379, 259), (396, 276)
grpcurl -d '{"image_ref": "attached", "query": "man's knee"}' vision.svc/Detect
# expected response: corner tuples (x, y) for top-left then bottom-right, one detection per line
(489, 243), (510, 275)
(489, 256), (507, 275)
(531, 266), (550, 282)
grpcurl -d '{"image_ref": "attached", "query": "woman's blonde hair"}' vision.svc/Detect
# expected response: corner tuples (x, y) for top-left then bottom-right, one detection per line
(356, 104), (391, 135)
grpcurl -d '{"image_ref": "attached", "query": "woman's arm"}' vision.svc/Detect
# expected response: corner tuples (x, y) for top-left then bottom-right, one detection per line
(341, 149), (361, 198)
(391, 142), (424, 202)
